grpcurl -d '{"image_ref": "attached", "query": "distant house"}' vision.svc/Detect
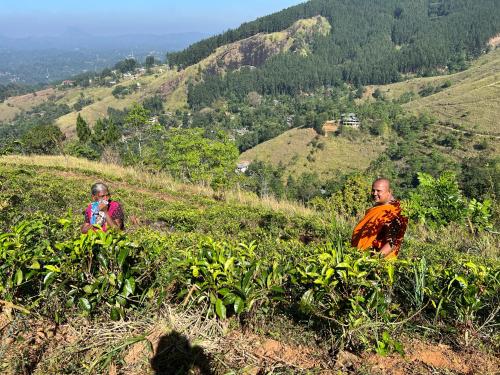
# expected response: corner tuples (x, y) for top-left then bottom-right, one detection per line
(236, 161), (250, 173)
(340, 113), (360, 128)
(234, 127), (250, 136)
(61, 80), (75, 87)
(322, 120), (339, 136)
(149, 116), (159, 124)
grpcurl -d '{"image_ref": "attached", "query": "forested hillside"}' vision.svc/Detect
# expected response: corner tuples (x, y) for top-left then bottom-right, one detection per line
(369, 46), (500, 135)
(172, 0), (500, 107)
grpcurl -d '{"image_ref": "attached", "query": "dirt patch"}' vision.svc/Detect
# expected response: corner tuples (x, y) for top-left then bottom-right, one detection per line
(362, 86), (376, 100)
(0, 311), (78, 374)
(159, 72), (187, 98)
(123, 327), (163, 367)
(224, 331), (330, 372)
(3, 313), (499, 374)
(359, 338), (499, 375)
(487, 34), (500, 48)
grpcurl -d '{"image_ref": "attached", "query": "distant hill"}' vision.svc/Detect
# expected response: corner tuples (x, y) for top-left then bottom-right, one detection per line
(239, 127), (385, 180)
(175, 0), (500, 107)
(0, 16), (331, 135)
(366, 47), (500, 135)
(241, 48), (500, 182)
(0, 31), (206, 84)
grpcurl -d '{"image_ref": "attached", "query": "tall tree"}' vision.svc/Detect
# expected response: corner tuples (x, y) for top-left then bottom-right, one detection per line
(124, 103), (150, 157)
(76, 113), (91, 143)
(147, 128), (239, 189)
(145, 55), (155, 69)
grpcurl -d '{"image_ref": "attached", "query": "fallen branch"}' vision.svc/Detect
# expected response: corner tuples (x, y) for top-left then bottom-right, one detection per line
(0, 300), (30, 314)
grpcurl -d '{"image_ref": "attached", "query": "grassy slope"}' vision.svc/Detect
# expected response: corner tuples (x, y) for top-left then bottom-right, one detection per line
(54, 68), (179, 136)
(0, 154), (315, 226)
(0, 88), (56, 122)
(368, 48), (500, 135)
(240, 127), (385, 180)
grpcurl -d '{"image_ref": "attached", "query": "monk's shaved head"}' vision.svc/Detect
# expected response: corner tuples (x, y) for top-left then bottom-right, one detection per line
(373, 178), (391, 190)
(371, 178), (393, 205)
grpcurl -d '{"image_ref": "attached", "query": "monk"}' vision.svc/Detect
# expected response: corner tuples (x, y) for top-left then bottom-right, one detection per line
(351, 178), (408, 258)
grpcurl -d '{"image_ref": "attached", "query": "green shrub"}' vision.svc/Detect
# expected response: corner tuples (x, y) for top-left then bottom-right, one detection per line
(0, 217), (153, 320)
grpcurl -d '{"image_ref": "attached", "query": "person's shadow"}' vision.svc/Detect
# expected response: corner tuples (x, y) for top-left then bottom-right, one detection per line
(150, 331), (214, 375)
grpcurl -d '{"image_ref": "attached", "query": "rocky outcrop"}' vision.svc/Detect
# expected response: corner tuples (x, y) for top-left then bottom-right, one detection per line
(205, 16), (331, 75)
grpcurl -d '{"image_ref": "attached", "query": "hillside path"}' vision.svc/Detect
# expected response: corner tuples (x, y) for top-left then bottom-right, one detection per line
(431, 122), (500, 139)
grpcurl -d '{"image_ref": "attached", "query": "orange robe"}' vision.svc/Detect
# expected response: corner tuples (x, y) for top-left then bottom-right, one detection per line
(351, 200), (408, 258)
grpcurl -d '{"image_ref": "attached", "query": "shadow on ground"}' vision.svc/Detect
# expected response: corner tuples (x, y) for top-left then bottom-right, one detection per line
(150, 330), (214, 375)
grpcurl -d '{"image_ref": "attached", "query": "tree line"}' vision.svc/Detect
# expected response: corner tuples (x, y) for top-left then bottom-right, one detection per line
(170, 0), (499, 108)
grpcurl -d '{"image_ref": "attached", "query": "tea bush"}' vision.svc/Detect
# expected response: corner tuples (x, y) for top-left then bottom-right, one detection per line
(1, 214), (498, 352)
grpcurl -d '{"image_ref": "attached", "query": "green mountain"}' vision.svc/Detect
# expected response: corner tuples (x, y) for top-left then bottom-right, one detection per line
(369, 46), (500, 135)
(240, 47), (500, 183)
(179, 0), (500, 107)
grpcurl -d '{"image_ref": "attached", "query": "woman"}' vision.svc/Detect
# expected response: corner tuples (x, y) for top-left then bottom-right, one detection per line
(81, 182), (124, 233)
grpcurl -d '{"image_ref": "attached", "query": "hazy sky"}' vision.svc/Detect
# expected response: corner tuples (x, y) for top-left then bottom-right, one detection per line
(0, 0), (306, 37)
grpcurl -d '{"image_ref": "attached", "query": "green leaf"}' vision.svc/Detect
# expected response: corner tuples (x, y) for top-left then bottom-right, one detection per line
(58, 218), (72, 226)
(116, 295), (126, 306)
(29, 261), (41, 270)
(117, 247), (129, 268)
(449, 275), (468, 289)
(242, 266), (255, 289)
(15, 269), (23, 286)
(336, 262), (351, 269)
(209, 293), (216, 304)
(123, 277), (135, 297)
(43, 271), (56, 285)
(191, 266), (199, 277)
(325, 268), (334, 279)
(78, 297), (91, 312)
(376, 341), (388, 356)
(218, 288), (230, 296)
(299, 289), (315, 313)
(108, 273), (117, 286)
(66, 297), (75, 308)
(224, 257), (235, 272)
(110, 307), (121, 321)
(234, 297), (245, 314)
(44, 264), (61, 273)
(382, 331), (390, 342)
(146, 288), (155, 299)
(318, 253), (332, 261)
(393, 341), (405, 356)
(215, 298), (227, 319)
(83, 285), (94, 294)
(97, 253), (109, 269)
(387, 264), (395, 285)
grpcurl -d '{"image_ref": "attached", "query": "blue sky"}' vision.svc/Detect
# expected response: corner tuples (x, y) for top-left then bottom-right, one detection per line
(0, 0), (306, 37)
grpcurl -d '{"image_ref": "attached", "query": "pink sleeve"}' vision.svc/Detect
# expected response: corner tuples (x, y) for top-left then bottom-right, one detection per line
(84, 204), (92, 223)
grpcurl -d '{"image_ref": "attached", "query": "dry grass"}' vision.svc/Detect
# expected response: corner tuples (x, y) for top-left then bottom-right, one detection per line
(24, 305), (224, 374)
(0, 88), (57, 122)
(240, 127), (385, 180)
(0, 154), (315, 218)
(55, 69), (179, 136)
(367, 48), (500, 135)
